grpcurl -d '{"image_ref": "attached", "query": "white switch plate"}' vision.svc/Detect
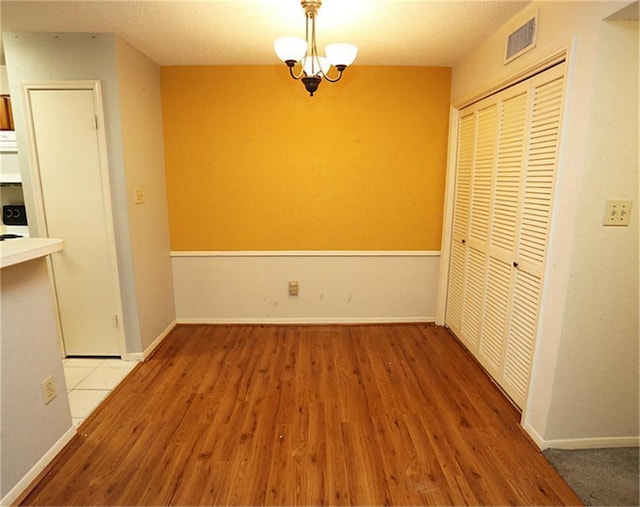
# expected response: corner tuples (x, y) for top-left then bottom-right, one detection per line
(603, 200), (632, 226)
(135, 188), (144, 205)
(41, 375), (57, 405)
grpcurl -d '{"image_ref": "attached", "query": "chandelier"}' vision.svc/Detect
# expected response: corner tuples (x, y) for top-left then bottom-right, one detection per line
(274, 0), (358, 97)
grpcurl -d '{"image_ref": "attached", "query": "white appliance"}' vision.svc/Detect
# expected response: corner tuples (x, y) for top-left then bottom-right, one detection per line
(0, 131), (29, 238)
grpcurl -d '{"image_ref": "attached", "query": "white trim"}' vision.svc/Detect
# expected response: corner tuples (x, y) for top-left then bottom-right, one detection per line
(454, 44), (569, 109)
(543, 436), (640, 450)
(524, 422), (546, 449)
(524, 423), (640, 450)
(435, 105), (460, 326)
(120, 352), (144, 362)
(143, 319), (176, 359)
(1, 426), (76, 507)
(171, 250), (440, 258)
(177, 316), (435, 325)
(522, 38), (577, 435)
(122, 319), (176, 361)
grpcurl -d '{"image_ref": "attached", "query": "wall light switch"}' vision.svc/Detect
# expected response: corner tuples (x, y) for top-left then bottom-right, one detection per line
(288, 281), (299, 296)
(603, 200), (632, 226)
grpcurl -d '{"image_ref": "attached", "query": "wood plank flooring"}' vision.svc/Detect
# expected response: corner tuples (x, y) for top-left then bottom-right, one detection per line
(20, 324), (581, 506)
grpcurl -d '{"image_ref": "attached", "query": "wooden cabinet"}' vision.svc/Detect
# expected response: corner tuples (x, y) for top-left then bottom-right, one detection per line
(446, 63), (567, 408)
(0, 96), (15, 130)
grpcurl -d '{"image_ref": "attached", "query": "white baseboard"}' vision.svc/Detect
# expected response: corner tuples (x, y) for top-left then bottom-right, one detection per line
(1, 425), (76, 507)
(142, 319), (176, 359)
(524, 423), (640, 450)
(121, 319), (176, 361)
(171, 252), (440, 323)
(543, 436), (640, 450)
(121, 351), (144, 361)
(176, 316), (435, 325)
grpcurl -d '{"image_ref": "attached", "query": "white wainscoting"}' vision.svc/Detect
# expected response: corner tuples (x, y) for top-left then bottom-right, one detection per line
(171, 251), (440, 324)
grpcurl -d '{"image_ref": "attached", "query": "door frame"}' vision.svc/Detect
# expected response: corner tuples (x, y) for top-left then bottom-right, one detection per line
(21, 80), (126, 357)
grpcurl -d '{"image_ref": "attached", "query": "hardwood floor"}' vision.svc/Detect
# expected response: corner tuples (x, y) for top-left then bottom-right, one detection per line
(21, 324), (581, 506)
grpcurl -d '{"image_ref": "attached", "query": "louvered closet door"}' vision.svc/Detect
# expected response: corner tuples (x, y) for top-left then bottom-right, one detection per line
(445, 62), (566, 409)
(501, 64), (566, 406)
(476, 82), (530, 379)
(460, 102), (498, 352)
(446, 110), (475, 337)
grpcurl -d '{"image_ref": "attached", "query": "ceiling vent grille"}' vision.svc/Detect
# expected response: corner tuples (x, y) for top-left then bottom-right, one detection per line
(505, 12), (538, 64)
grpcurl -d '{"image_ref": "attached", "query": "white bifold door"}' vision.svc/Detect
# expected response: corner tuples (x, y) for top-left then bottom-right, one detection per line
(445, 63), (567, 409)
(26, 84), (124, 356)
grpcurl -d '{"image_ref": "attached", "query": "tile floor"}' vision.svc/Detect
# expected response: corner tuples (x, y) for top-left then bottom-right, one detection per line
(63, 358), (139, 427)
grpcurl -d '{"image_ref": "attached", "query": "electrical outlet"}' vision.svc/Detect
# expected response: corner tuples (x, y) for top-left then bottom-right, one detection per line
(603, 200), (632, 226)
(41, 375), (57, 405)
(135, 188), (144, 205)
(288, 281), (299, 296)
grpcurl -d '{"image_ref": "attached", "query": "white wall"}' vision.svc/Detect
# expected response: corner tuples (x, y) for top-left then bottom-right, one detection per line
(544, 20), (638, 444)
(0, 65), (9, 94)
(449, 0), (639, 447)
(116, 37), (176, 353)
(2, 33), (143, 353)
(1, 258), (74, 502)
(172, 252), (440, 323)
(3, 33), (177, 355)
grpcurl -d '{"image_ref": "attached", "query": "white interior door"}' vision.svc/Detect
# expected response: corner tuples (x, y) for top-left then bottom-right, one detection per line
(27, 86), (123, 356)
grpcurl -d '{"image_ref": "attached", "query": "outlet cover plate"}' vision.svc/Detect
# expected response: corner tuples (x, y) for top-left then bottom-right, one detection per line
(603, 200), (632, 226)
(41, 375), (57, 405)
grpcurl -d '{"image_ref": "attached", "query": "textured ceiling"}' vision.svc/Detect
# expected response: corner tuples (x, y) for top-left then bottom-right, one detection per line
(1, 0), (530, 66)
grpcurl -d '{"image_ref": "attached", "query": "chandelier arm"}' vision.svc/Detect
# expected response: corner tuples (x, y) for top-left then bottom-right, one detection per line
(322, 69), (344, 83)
(289, 64), (306, 81)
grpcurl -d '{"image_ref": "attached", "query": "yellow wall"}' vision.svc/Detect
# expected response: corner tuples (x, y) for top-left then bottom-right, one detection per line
(160, 65), (451, 251)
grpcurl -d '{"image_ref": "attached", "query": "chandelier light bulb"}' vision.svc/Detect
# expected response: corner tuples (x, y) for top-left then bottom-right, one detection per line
(302, 56), (331, 77)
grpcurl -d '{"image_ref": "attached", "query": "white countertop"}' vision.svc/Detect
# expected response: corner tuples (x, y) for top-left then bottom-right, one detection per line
(0, 238), (64, 268)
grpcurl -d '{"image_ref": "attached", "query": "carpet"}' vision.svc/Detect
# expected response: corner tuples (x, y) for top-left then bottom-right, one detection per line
(543, 447), (639, 506)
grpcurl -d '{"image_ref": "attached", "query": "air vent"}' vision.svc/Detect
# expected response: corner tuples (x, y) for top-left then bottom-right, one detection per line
(505, 12), (538, 64)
